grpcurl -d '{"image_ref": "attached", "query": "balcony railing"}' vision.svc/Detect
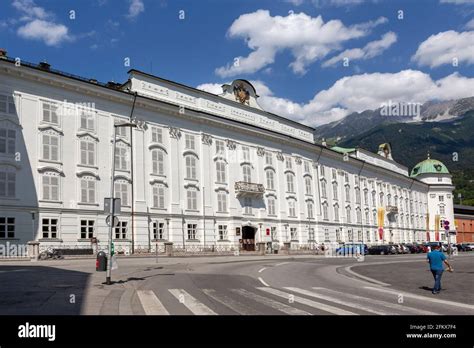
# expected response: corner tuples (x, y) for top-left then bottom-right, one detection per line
(235, 181), (265, 197)
(386, 205), (398, 214)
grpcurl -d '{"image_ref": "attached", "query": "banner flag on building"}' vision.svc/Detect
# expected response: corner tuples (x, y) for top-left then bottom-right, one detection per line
(434, 214), (440, 242)
(377, 207), (385, 240)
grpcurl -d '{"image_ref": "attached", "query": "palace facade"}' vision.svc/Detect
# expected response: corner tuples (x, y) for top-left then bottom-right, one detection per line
(0, 53), (456, 254)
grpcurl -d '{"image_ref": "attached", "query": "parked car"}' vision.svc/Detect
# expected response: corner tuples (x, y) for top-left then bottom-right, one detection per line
(465, 243), (474, 251)
(418, 244), (429, 253)
(425, 242), (448, 252)
(456, 243), (473, 252)
(368, 245), (397, 255)
(399, 244), (411, 254)
(406, 243), (423, 253)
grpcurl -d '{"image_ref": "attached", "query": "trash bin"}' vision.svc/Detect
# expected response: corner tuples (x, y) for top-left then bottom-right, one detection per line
(96, 251), (107, 271)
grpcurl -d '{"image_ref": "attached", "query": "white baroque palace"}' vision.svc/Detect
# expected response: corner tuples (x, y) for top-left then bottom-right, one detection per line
(0, 55), (456, 253)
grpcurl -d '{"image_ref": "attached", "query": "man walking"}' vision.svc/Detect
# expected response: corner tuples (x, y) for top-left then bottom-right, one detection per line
(427, 244), (452, 294)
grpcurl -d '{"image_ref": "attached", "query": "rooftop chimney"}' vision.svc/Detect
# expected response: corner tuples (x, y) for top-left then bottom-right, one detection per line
(0, 49), (7, 59)
(106, 81), (121, 89)
(39, 61), (51, 70)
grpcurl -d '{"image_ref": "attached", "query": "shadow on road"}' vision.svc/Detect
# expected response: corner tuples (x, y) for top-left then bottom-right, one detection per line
(0, 264), (89, 315)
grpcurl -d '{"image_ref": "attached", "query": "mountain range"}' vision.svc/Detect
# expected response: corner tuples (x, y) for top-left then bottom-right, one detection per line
(313, 97), (474, 206)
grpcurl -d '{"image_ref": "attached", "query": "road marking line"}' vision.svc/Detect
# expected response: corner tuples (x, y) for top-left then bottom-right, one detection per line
(311, 287), (438, 315)
(364, 286), (474, 311)
(258, 287), (357, 315)
(168, 289), (217, 315)
(258, 267), (267, 273)
(136, 290), (169, 315)
(275, 262), (290, 266)
(118, 288), (135, 315)
(202, 289), (260, 315)
(282, 287), (389, 315)
(231, 288), (311, 315)
(258, 277), (269, 287)
(343, 266), (391, 286)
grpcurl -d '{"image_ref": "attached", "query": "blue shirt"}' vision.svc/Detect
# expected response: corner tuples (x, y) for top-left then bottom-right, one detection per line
(427, 250), (447, 271)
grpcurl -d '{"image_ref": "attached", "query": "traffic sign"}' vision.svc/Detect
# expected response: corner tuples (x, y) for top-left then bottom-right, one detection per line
(104, 198), (121, 215)
(443, 220), (450, 231)
(106, 215), (119, 227)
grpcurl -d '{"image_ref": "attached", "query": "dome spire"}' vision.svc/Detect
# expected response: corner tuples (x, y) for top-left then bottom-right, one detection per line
(427, 151), (430, 159)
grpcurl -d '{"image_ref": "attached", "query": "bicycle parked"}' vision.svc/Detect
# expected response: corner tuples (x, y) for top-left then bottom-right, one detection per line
(39, 247), (64, 260)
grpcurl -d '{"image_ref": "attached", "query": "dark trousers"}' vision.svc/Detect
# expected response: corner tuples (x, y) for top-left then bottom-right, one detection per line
(431, 269), (444, 293)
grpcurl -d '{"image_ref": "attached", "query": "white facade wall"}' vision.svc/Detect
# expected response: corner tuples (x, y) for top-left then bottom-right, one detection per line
(0, 61), (455, 253)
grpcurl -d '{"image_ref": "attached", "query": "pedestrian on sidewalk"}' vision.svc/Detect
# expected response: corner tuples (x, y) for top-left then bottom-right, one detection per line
(427, 244), (453, 294)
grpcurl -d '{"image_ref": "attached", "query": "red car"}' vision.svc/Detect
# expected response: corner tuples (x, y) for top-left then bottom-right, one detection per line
(419, 244), (429, 253)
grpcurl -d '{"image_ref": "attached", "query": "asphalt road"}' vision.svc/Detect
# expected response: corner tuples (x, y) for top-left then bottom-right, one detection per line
(0, 253), (472, 315)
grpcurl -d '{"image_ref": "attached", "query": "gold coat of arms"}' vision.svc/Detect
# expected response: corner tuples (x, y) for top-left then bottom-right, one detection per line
(233, 83), (250, 105)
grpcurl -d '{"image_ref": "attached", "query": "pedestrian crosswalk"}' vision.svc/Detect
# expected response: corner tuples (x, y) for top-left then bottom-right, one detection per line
(126, 285), (445, 316)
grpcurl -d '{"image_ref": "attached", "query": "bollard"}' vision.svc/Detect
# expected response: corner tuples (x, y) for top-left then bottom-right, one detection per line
(164, 242), (173, 257)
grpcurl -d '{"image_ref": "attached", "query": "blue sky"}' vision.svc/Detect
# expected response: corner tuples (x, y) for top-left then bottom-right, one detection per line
(1, 0), (474, 126)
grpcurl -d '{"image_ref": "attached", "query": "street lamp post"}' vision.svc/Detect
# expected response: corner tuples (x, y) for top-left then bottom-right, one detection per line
(106, 122), (137, 285)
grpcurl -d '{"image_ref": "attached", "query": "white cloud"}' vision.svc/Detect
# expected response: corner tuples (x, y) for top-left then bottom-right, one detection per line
(196, 83), (225, 95)
(285, 0), (305, 5)
(12, 0), (74, 46)
(17, 19), (71, 46)
(11, 0), (73, 46)
(198, 70), (474, 126)
(465, 18), (474, 29)
(313, 0), (366, 6)
(412, 30), (474, 68)
(12, 0), (51, 21)
(322, 31), (397, 67)
(440, 0), (474, 4)
(215, 10), (387, 77)
(127, 0), (145, 19)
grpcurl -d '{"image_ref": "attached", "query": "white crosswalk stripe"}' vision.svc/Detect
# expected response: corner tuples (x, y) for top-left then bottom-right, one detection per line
(310, 287), (439, 315)
(202, 289), (260, 315)
(364, 286), (474, 312)
(257, 287), (357, 315)
(168, 289), (217, 315)
(136, 290), (169, 315)
(231, 288), (312, 315)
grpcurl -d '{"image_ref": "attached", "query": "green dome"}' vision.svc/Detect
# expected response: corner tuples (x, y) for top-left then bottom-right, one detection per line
(410, 158), (449, 177)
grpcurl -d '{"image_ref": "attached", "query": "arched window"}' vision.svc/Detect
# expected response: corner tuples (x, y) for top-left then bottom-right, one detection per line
(42, 172), (60, 201)
(322, 202), (329, 220)
(152, 149), (165, 175)
(333, 182), (338, 200)
(267, 197), (276, 215)
(334, 204), (339, 221)
(114, 179), (129, 206)
(152, 184), (165, 209)
(217, 191), (228, 212)
(307, 201), (314, 219)
(286, 173), (295, 193)
(305, 176), (312, 195)
(80, 176), (96, 204)
(242, 165), (251, 183)
(355, 187), (361, 204)
(266, 170), (275, 190)
(288, 199), (296, 217)
(186, 187), (197, 210)
(321, 180), (327, 198)
(216, 161), (226, 183)
(346, 206), (351, 223)
(185, 155), (197, 179)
